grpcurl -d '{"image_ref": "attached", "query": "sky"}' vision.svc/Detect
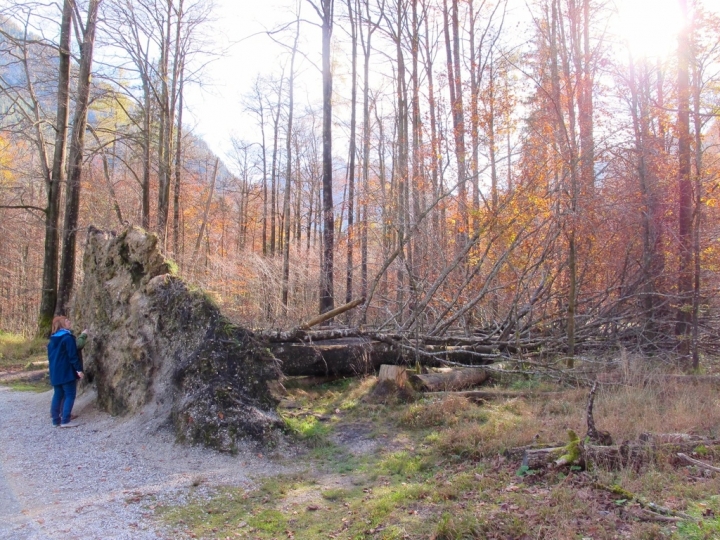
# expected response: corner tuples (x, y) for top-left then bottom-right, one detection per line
(183, 0), (321, 162)
(1, 0), (693, 169)
(182, 0), (691, 167)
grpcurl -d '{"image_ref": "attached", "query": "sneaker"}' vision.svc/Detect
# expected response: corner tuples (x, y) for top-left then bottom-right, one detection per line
(52, 424), (60, 428)
(59, 422), (81, 428)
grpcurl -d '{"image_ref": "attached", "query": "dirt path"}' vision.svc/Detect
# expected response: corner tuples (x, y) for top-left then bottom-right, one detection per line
(0, 386), (291, 539)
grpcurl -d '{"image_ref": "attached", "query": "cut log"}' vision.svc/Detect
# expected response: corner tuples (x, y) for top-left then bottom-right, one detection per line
(409, 368), (489, 392)
(378, 365), (409, 387)
(270, 338), (401, 377)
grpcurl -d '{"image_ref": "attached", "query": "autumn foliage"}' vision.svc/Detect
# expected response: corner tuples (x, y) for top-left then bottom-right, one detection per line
(0, 0), (719, 362)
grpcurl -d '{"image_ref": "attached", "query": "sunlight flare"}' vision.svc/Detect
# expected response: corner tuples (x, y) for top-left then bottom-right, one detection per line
(617, 0), (684, 59)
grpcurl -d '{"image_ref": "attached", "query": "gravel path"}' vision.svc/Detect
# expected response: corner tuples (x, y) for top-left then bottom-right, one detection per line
(0, 386), (291, 539)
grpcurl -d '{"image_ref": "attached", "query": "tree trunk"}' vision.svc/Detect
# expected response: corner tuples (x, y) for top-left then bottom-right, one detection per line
(56, 0), (100, 316)
(320, 0), (335, 314)
(270, 338), (398, 377)
(141, 79), (152, 230)
(345, 0), (358, 310)
(270, 74), (284, 257)
(38, 0), (72, 333)
(172, 57), (185, 256)
(675, 0), (693, 353)
(191, 157), (219, 268)
(359, 0), (376, 317)
(282, 16), (300, 313)
(156, 0), (173, 243)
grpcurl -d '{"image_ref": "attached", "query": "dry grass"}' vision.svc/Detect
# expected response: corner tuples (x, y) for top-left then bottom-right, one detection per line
(400, 395), (476, 427)
(160, 360), (720, 539)
(0, 332), (47, 371)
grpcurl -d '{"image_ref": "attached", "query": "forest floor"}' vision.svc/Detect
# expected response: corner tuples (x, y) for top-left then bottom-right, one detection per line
(2, 332), (720, 539)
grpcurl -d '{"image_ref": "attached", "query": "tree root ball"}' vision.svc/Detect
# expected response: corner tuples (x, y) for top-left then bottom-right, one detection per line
(73, 226), (283, 452)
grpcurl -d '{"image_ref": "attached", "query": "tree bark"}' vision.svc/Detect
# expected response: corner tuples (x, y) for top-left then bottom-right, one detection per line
(282, 15), (301, 313)
(191, 156), (219, 268)
(38, 0), (72, 333)
(409, 368), (490, 392)
(675, 0), (693, 353)
(172, 56), (185, 256)
(345, 0), (358, 309)
(270, 338), (398, 377)
(56, 0), (100, 316)
(319, 0), (335, 314)
(378, 364), (409, 386)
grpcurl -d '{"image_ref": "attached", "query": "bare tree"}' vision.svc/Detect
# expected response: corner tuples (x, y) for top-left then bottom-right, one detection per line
(56, 0), (101, 316)
(308, 0), (335, 314)
(281, 8), (301, 312)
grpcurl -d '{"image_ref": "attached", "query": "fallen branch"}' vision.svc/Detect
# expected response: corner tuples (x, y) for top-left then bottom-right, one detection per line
(677, 452), (720, 473)
(640, 433), (708, 444)
(300, 298), (365, 330)
(637, 509), (683, 523)
(260, 299), (365, 342)
(521, 439), (720, 470)
(594, 483), (693, 521)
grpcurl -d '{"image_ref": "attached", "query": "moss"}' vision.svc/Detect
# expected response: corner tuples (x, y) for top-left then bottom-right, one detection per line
(556, 429), (581, 466)
(165, 258), (179, 276)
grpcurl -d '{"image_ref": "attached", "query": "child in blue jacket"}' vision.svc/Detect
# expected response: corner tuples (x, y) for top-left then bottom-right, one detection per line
(48, 316), (85, 428)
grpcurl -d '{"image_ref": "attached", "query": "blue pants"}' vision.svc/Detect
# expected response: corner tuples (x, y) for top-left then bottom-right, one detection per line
(51, 380), (77, 425)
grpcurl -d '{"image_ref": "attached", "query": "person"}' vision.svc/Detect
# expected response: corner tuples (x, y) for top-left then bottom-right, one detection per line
(48, 316), (85, 428)
(58, 326), (89, 421)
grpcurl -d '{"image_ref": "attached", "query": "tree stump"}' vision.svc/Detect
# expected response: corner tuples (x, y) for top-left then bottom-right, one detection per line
(378, 364), (409, 387)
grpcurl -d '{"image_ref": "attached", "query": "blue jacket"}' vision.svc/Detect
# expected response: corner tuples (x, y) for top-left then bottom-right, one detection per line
(48, 329), (82, 386)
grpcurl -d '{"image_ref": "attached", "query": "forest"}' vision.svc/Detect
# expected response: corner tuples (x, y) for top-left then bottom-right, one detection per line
(0, 0), (719, 369)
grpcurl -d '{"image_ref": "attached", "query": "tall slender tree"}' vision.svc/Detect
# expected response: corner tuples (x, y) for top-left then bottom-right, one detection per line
(308, 0), (335, 314)
(56, 0), (101, 316)
(37, 0), (72, 333)
(282, 8), (301, 313)
(675, 0), (693, 355)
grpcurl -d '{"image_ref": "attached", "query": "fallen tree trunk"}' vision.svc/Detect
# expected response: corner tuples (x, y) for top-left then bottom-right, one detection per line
(409, 369), (490, 392)
(270, 338), (401, 377)
(521, 439), (720, 470)
(261, 327), (498, 377)
(426, 390), (564, 403)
